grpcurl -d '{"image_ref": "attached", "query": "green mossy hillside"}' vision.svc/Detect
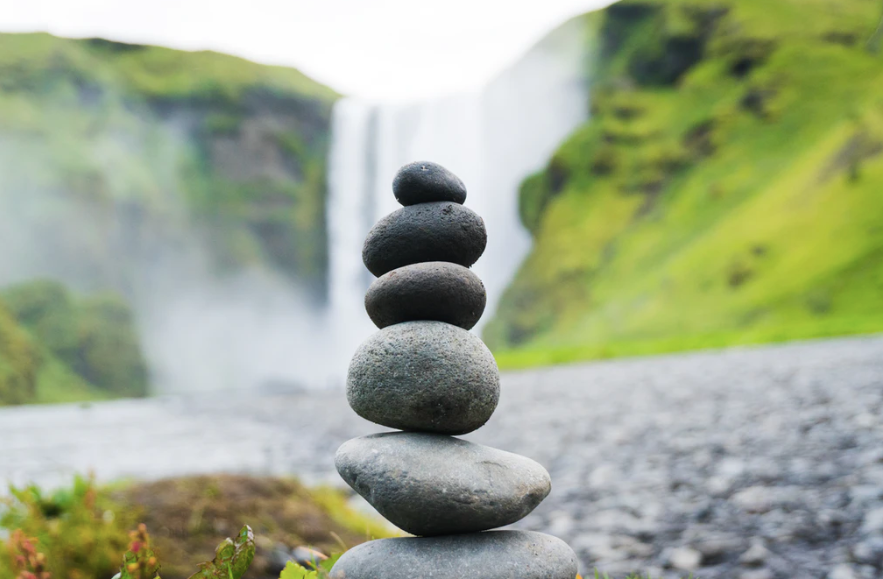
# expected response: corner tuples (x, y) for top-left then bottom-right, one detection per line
(486, 0), (883, 366)
(0, 280), (148, 406)
(0, 33), (338, 297)
(0, 300), (42, 405)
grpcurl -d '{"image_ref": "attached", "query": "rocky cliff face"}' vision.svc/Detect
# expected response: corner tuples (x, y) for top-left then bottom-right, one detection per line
(0, 33), (339, 400)
(486, 0), (883, 366)
(0, 33), (337, 298)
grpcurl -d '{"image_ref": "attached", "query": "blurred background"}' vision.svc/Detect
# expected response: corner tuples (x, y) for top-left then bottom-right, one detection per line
(2, 0), (883, 577)
(0, 0), (881, 403)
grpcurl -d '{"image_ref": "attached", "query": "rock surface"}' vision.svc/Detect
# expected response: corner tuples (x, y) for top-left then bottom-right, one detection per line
(5, 336), (883, 578)
(335, 432), (551, 536)
(347, 321), (499, 434)
(365, 261), (486, 330)
(329, 531), (578, 579)
(362, 202), (487, 277)
(392, 161), (467, 206)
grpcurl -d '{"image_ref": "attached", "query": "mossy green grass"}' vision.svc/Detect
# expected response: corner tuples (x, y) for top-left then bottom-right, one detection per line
(487, 0), (883, 369)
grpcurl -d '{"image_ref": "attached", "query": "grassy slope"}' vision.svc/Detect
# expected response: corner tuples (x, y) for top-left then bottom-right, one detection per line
(0, 33), (338, 295)
(0, 280), (148, 406)
(0, 302), (109, 407)
(0, 34), (337, 102)
(486, 0), (883, 367)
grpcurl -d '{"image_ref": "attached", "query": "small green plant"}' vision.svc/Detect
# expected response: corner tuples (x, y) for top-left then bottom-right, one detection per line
(0, 475), (136, 578)
(113, 524), (340, 579)
(185, 525), (254, 579)
(278, 555), (341, 579)
(115, 524), (160, 579)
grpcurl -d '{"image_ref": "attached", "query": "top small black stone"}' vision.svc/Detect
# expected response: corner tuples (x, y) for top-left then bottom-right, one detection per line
(393, 161), (467, 206)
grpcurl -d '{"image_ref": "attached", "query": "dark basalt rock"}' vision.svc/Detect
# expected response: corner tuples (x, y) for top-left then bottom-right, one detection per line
(329, 531), (578, 579)
(393, 161), (467, 206)
(347, 321), (499, 435)
(365, 261), (486, 330)
(335, 433), (551, 536)
(362, 202), (487, 277)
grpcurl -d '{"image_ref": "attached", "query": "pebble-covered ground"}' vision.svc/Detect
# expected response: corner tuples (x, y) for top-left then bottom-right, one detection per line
(2, 336), (883, 579)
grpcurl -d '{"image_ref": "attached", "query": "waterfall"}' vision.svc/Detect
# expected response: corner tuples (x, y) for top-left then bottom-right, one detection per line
(326, 15), (590, 353)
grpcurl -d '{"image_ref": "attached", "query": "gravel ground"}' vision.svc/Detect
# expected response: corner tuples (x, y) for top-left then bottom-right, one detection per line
(2, 335), (883, 578)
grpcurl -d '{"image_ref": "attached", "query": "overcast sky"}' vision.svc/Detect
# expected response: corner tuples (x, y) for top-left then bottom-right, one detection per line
(2, 0), (613, 100)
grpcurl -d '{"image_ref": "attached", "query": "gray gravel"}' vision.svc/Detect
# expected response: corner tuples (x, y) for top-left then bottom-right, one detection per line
(2, 335), (883, 578)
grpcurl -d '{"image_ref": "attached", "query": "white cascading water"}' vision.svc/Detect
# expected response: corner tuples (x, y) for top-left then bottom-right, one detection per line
(326, 15), (590, 361)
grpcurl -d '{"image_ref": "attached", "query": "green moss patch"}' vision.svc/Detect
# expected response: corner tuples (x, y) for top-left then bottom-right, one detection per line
(487, 0), (883, 367)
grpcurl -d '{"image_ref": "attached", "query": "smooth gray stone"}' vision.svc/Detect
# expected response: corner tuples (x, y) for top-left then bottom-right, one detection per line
(335, 433), (551, 536)
(329, 531), (578, 579)
(347, 321), (498, 434)
(365, 262), (486, 330)
(362, 202), (487, 277)
(393, 160), (467, 206)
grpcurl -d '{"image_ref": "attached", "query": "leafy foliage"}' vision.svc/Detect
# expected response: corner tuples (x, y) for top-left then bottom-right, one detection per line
(0, 476), (137, 579)
(488, 0), (883, 367)
(0, 476), (393, 579)
(0, 476), (606, 579)
(6, 530), (50, 579)
(186, 526), (254, 579)
(278, 554), (341, 579)
(117, 524), (161, 579)
(111, 475), (396, 579)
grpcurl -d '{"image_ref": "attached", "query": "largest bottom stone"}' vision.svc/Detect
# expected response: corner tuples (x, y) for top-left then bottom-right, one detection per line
(328, 531), (578, 579)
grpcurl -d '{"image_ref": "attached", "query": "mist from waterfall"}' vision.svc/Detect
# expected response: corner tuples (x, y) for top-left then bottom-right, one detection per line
(0, 15), (589, 398)
(326, 15), (590, 361)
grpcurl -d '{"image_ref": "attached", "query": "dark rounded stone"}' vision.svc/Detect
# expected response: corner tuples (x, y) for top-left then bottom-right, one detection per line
(365, 262), (486, 330)
(329, 531), (578, 579)
(335, 433), (552, 536)
(347, 321), (498, 434)
(393, 161), (467, 206)
(362, 202), (487, 277)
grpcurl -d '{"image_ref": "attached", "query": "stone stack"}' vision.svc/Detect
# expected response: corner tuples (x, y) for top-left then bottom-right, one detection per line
(329, 161), (578, 579)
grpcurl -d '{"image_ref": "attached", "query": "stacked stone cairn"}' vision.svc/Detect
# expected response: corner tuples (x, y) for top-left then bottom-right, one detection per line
(329, 161), (579, 579)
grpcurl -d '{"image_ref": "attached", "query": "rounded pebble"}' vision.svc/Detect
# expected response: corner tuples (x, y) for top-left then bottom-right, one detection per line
(335, 432), (551, 536)
(329, 531), (578, 579)
(362, 202), (487, 277)
(365, 262), (486, 330)
(393, 161), (467, 206)
(347, 321), (499, 434)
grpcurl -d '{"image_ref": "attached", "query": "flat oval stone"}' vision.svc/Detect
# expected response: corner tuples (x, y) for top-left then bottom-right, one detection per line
(329, 531), (578, 579)
(393, 161), (467, 206)
(347, 321), (498, 434)
(335, 433), (551, 536)
(362, 202), (487, 277)
(365, 262), (486, 330)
